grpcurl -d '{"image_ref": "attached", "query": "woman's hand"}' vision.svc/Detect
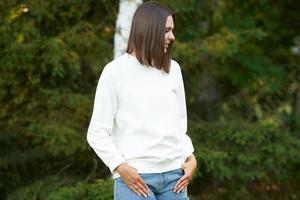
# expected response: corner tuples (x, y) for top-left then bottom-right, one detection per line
(115, 163), (150, 197)
(174, 154), (197, 193)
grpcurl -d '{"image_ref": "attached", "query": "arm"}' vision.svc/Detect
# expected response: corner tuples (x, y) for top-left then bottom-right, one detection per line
(87, 65), (125, 173)
(174, 62), (197, 192)
(175, 62), (194, 160)
(87, 65), (150, 197)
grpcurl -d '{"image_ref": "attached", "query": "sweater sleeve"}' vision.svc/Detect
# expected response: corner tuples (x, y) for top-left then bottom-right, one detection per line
(87, 65), (125, 173)
(174, 62), (194, 160)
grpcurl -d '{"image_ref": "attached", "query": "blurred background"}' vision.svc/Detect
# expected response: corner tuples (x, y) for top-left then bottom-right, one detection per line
(1, 0), (300, 199)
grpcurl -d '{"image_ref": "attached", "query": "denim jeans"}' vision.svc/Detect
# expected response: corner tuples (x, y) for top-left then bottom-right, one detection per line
(114, 168), (189, 200)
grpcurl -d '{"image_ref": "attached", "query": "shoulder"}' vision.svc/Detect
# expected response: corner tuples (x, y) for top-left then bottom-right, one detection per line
(170, 59), (182, 75)
(101, 54), (129, 78)
(171, 59), (180, 68)
(103, 55), (124, 73)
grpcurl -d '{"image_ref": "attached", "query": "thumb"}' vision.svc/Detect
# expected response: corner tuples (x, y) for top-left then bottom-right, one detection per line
(181, 162), (188, 170)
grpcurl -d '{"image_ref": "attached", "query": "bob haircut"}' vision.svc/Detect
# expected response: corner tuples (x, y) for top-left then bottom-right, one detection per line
(126, 1), (174, 73)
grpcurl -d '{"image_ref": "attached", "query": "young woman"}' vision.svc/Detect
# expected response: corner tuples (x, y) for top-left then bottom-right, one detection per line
(87, 1), (197, 199)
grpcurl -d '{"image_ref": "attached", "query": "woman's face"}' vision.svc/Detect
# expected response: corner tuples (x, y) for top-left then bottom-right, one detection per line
(164, 15), (175, 53)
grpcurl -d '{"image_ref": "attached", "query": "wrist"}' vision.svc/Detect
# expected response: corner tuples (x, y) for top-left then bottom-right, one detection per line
(185, 154), (196, 162)
(115, 162), (127, 173)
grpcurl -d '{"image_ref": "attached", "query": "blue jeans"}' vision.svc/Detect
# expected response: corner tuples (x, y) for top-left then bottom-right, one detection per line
(114, 168), (189, 200)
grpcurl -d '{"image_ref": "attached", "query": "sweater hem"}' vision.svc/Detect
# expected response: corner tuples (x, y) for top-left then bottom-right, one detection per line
(112, 157), (184, 179)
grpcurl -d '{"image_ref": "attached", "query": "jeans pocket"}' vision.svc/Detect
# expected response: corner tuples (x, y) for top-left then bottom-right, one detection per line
(115, 177), (127, 185)
(173, 168), (185, 176)
(164, 168), (184, 184)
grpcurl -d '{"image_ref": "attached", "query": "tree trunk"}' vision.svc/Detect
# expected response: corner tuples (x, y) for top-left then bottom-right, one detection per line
(114, 0), (142, 58)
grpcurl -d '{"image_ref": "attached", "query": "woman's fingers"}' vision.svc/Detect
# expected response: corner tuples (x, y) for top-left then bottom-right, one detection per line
(174, 174), (190, 193)
(129, 185), (142, 197)
(173, 154), (197, 193)
(128, 176), (150, 197)
(117, 163), (150, 197)
(135, 181), (150, 197)
(138, 177), (150, 192)
(174, 178), (189, 193)
(129, 183), (149, 197)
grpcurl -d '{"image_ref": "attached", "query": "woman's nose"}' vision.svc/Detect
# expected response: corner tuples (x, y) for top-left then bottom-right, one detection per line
(169, 32), (175, 40)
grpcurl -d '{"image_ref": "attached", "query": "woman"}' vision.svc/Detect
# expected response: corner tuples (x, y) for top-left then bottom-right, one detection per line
(87, 1), (197, 199)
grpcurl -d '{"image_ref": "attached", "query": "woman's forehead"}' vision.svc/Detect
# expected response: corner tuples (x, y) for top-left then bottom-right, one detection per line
(166, 16), (174, 29)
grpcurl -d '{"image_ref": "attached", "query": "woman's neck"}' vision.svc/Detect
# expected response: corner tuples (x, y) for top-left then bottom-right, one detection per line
(130, 51), (136, 57)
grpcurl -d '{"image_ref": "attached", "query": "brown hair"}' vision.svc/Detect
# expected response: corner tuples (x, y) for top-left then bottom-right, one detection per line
(126, 1), (174, 73)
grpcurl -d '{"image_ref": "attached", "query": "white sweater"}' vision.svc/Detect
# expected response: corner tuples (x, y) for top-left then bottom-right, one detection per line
(87, 53), (194, 178)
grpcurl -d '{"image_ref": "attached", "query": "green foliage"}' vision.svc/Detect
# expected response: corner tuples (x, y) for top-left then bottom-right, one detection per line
(0, 0), (116, 198)
(7, 178), (113, 200)
(188, 121), (300, 199)
(48, 179), (113, 200)
(165, 0), (298, 123)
